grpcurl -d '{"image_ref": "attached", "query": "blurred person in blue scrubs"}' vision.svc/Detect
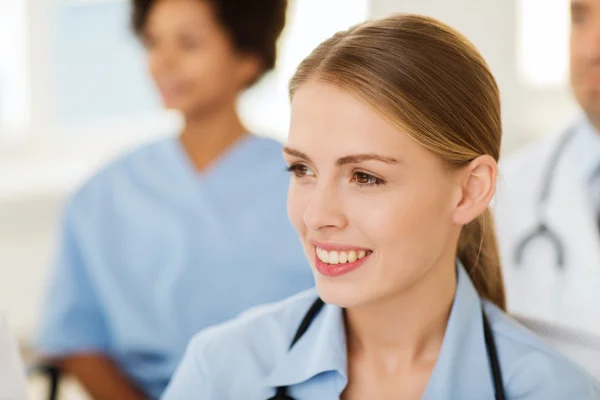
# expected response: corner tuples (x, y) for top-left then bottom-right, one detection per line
(162, 14), (600, 399)
(35, 0), (313, 399)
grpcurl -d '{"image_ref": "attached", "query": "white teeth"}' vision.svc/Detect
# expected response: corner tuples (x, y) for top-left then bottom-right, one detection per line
(348, 251), (357, 263)
(339, 251), (348, 263)
(317, 248), (329, 263)
(329, 251), (339, 264)
(316, 247), (370, 265)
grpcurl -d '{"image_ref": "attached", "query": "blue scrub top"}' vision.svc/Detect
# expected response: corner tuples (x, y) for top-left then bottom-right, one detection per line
(36, 135), (314, 399)
(162, 264), (600, 399)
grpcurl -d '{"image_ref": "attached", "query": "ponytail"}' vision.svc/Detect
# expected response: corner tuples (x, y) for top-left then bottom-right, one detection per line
(457, 208), (506, 310)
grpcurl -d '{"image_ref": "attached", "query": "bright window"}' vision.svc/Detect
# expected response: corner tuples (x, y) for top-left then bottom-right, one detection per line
(518, 0), (570, 87)
(54, 0), (160, 129)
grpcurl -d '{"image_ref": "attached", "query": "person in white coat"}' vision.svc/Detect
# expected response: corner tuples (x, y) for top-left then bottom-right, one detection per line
(494, 0), (600, 336)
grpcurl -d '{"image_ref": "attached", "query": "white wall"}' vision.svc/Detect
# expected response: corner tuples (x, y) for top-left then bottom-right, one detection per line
(0, 195), (61, 344)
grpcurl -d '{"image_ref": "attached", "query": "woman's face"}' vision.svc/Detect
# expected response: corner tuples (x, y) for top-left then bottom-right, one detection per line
(143, 0), (259, 116)
(285, 80), (464, 308)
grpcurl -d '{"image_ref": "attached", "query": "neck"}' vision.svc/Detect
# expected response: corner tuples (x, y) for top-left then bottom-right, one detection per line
(180, 102), (248, 171)
(344, 256), (457, 372)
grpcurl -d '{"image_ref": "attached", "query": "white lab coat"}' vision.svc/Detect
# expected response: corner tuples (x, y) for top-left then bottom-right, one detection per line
(494, 123), (600, 337)
(0, 314), (28, 400)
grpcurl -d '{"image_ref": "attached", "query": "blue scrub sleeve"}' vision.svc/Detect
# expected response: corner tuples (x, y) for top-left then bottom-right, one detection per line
(36, 200), (110, 357)
(161, 335), (211, 399)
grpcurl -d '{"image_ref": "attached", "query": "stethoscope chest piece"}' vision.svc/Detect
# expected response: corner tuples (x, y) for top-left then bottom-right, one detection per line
(514, 221), (565, 269)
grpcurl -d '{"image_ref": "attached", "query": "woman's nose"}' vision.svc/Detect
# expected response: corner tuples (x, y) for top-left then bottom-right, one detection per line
(302, 183), (348, 232)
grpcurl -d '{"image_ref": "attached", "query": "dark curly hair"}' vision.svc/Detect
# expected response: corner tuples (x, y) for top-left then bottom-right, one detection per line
(131, 0), (288, 78)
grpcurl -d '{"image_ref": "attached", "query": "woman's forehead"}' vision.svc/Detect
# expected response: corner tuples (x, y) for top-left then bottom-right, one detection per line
(290, 81), (384, 128)
(288, 81), (418, 161)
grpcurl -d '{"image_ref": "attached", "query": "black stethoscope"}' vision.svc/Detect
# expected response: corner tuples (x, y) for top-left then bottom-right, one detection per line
(268, 298), (506, 400)
(513, 126), (579, 270)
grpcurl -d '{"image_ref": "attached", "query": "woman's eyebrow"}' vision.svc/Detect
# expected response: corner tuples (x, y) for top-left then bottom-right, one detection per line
(336, 153), (399, 166)
(283, 147), (400, 166)
(283, 147), (312, 162)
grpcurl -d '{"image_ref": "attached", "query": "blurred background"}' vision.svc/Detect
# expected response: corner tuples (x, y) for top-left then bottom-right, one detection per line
(0, 0), (578, 397)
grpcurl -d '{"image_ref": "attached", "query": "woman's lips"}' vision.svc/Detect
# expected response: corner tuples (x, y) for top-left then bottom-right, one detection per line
(313, 245), (373, 277)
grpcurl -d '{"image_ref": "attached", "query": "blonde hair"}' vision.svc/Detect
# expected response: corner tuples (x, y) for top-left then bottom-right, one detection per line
(289, 14), (505, 310)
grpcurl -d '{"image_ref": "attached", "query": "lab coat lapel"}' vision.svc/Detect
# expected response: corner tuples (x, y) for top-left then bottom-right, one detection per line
(544, 140), (600, 334)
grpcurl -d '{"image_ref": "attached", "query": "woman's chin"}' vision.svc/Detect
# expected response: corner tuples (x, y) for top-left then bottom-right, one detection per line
(160, 96), (195, 113)
(315, 277), (371, 309)
(162, 101), (186, 112)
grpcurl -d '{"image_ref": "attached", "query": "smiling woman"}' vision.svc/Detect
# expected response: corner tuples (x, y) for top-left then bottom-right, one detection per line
(162, 13), (600, 400)
(284, 25), (504, 311)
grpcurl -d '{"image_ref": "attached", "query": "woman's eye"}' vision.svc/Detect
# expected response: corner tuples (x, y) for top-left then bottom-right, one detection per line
(352, 172), (385, 186)
(286, 164), (314, 178)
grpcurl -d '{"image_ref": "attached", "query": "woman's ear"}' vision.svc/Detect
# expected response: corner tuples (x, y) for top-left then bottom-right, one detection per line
(452, 155), (497, 225)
